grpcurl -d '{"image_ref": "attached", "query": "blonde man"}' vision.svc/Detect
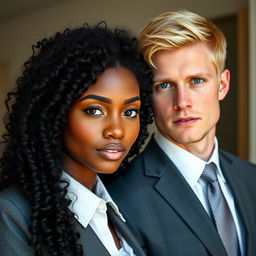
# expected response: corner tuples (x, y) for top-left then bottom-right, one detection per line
(108, 10), (256, 256)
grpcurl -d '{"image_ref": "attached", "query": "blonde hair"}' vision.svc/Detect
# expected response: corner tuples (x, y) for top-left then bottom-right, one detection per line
(139, 10), (227, 76)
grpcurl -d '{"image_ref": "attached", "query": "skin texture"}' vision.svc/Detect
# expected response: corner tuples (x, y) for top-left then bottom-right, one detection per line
(152, 42), (230, 161)
(63, 67), (141, 189)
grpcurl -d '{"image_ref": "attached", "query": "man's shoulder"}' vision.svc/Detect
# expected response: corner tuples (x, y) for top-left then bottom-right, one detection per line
(107, 143), (156, 191)
(117, 137), (166, 177)
(220, 149), (256, 169)
(220, 150), (256, 181)
(113, 153), (146, 183)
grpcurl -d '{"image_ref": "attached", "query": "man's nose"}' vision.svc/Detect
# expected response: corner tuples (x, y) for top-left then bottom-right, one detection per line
(173, 87), (192, 110)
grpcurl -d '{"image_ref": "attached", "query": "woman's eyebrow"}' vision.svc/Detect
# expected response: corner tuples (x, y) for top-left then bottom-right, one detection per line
(79, 94), (111, 103)
(79, 95), (141, 104)
(124, 96), (141, 104)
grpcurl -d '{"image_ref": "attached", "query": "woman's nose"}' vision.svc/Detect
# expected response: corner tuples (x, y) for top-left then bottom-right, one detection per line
(103, 119), (125, 139)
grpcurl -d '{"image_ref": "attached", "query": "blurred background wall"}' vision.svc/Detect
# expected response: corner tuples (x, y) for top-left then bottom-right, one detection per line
(0, 0), (255, 163)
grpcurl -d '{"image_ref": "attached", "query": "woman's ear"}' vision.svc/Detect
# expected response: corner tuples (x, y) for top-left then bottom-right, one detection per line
(218, 69), (230, 101)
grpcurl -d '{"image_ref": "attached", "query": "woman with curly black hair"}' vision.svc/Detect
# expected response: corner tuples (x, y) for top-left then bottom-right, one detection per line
(0, 23), (153, 256)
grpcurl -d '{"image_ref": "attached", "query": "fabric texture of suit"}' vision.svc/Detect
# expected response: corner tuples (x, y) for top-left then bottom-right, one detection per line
(0, 185), (146, 256)
(108, 136), (256, 256)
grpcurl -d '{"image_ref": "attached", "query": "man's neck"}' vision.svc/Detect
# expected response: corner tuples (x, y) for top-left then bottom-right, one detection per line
(160, 132), (215, 162)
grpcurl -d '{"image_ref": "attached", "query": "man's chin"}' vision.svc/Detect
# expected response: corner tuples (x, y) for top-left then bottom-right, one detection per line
(168, 134), (204, 146)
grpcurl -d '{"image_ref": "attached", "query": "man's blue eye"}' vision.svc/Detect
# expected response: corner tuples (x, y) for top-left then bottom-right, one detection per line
(159, 82), (170, 89)
(192, 78), (203, 84)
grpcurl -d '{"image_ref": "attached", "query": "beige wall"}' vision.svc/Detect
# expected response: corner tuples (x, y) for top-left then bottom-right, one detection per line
(0, 0), (248, 88)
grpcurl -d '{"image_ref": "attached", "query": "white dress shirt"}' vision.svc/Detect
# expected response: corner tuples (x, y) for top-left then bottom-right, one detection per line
(62, 172), (136, 256)
(155, 131), (244, 255)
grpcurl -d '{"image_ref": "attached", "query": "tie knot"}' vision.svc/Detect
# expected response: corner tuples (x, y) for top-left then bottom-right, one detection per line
(201, 162), (218, 183)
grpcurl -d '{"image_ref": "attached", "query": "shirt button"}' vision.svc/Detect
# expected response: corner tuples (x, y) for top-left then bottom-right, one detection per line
(98, 202), (105, 210)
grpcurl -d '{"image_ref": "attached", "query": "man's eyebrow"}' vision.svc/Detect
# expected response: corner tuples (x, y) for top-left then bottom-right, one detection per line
(79, 94), (111, 103)
(153, 71), (213, 83)
(153, 79), (168, 85)
(187, 72), (213, 78)
(124, 96), (141, 104)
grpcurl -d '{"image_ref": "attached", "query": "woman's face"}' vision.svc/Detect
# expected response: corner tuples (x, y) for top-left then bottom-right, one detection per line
(63, 67), (141, 188)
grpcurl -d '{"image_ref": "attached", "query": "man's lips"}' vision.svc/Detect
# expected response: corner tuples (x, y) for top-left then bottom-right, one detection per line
(173, 117), (200, 125)
(96, 143), (126, 160)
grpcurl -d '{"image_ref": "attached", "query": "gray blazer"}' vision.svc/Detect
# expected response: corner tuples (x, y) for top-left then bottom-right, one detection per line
(108, 137), (256, 256)
(0, 185), (146, 256)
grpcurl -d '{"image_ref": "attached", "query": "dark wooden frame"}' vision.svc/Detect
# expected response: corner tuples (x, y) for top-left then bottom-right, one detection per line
(213, 9), (249, 160)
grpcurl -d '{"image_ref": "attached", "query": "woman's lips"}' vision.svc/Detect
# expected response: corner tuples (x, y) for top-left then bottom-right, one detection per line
(96, 143), (126, 160)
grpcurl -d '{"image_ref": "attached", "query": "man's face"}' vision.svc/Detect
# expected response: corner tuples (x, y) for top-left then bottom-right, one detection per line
(152, 42), (230, 151)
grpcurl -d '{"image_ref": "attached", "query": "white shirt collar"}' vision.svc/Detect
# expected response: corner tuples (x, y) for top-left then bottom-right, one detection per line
(61, 172), (125, 228)
(154, 131), (226, 188)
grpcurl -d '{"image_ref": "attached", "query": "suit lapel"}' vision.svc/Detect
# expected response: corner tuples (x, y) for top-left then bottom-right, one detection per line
(75, 206), (146, 256)
(143, 138), (227, 256)
(219, 152), (254, 256)
(107, 203), (147, 256)
(75, 220), (111, 256)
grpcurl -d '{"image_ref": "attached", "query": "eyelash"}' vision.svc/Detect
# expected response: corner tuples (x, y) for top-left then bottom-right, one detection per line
(190, 78), (205, 85)
(83, 106), (104, 116)
(155, 78), (205, 91)
(158, 82), (171, 89)
(154, 82), (173, 92)
(83, 106), (140, 118)
(123, 108), (140, 118)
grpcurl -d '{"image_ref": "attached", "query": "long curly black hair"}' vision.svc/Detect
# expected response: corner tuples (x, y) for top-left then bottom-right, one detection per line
(0, 23), (153, 255)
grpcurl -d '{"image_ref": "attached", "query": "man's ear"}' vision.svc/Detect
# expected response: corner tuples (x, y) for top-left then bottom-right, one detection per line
(218, 69), (230, 101)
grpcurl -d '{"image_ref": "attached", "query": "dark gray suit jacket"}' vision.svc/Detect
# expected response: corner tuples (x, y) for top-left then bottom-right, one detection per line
(108, 137), (256, 256)
(0, 185), (146, 256)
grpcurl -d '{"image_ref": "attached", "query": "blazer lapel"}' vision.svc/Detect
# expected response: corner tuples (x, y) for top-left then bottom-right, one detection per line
(75, 207), (146, 256)
(219, 152), (255, 256)
(107, 203), (147, 256)
(75, 220), (111, 256)
(143, 138), (227, 256)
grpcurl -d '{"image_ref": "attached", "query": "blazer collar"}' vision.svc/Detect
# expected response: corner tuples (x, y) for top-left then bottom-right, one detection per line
(107, 204), (147, 256)
(143, 136), (171, 178)
(76, 221), (111, 256)
(76, 208), (146, 256)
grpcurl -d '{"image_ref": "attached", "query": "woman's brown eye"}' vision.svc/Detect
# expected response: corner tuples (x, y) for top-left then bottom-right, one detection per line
(124, 109), (139, 118)
(83, 107), (103, 116)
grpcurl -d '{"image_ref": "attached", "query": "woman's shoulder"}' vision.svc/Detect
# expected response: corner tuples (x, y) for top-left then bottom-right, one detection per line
(0, 186), (37, 255)
(0, 185), (31, 220)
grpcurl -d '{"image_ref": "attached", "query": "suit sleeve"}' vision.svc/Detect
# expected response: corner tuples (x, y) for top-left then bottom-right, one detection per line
(0, 195), (34, 255)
